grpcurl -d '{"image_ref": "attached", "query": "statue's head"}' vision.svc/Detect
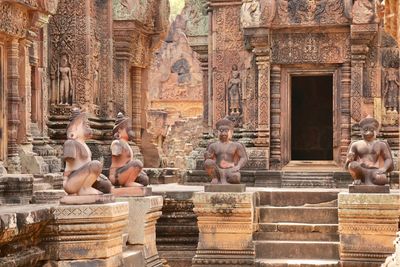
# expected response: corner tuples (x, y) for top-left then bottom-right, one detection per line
(232, 64), (239, 78)
(359, 115), (379, 141)
(60, 53), (69, 67)
(113, 112), (134, 141)
(67, 108), (92, 140)
(216, 118), (234, 142)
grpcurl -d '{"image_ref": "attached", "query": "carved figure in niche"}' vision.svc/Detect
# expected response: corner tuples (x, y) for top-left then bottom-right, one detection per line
(345, 116), (394, 186)
(204, 118), (248, 184)
(58, 54), (73, 104)
(384, 68), (399, 111)
(63, 108), (111, 195)
(109, 113), (149, 187)
(228, 65), (241, 115)
(352, 0), (375, 24)
(171, 57), (190, 84)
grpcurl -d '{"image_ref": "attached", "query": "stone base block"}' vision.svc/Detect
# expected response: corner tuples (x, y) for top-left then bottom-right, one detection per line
(41, 202), (128, 261)
(349, 184), (390, 193)
(60, 193), (115, 205)
(338, 193), (399, 265)
(204, 184), (246, 192)
(116, 196), (163, 267)
(192, 192), (255, 266)
(32, 189), (67, 204)
(112, 186), (152, 197)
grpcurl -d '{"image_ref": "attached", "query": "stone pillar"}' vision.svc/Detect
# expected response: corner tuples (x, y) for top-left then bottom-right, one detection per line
(192, 192), (255, 266)
(116, 196), (163, 267)
(350, 45), (366, 124)
(270, 65), (281, 169)
(41, 202), (129, 266)
(338, 192), (399, 266)
(6, 38), (21, 173)
(340, 62), (351, 164)
(254, 47), (270, 149)
(350, 24), (378, 128)
(18, 39), (33, 144)
(131, 67), (142, 146)
(382, 232), (400, 266)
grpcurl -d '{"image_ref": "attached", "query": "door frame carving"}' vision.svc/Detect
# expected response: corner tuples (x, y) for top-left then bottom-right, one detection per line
(280, 65), (341, 166)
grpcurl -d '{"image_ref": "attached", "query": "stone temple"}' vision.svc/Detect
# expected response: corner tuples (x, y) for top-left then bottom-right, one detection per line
(0, 0), (399, 266)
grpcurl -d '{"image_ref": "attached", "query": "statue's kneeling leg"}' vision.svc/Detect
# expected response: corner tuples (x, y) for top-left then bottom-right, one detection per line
(227, 171), (240, 184)
(204, 159), (219, 184)
(116, 160), (144, 186)
(372, 171), (388, 185)
(136, 170), (149, 186)
(348, 161), (364, 184)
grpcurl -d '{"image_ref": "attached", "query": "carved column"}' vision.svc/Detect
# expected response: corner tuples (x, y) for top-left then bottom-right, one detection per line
(131, 67), (142, 146)
(350, 45), (367, 124)
(270, 65), (281, 169)
(6, 38), (21, 173)
(350, 24), (378, 130)
(340, 62), (351, 163)
(18, 40), (33, 144)
(253, 44), (271, 154)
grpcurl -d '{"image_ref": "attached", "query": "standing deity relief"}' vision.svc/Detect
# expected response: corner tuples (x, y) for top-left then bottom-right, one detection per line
(51, 53), (74, 105)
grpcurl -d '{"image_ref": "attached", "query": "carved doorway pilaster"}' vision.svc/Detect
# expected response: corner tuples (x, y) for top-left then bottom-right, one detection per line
(0, 43), (5, 161)
(281, 66), (341, 167)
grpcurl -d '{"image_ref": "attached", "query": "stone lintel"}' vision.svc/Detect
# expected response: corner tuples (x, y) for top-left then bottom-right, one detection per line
(204, 184), (246, 192)
(349, 184), (390, 193)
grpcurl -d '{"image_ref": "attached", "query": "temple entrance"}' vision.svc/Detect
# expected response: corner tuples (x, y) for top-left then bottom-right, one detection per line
(291, 75), (333, 160)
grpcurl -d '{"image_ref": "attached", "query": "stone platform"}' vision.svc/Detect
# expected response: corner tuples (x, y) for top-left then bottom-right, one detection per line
(41, 202), (129, 265)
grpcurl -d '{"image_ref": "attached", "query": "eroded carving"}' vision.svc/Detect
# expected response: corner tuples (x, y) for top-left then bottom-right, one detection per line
(63, 108), (111, 196)
(58, 54), (73, 104)
(204, 119), (248, 184)
(271, 32), (350, 64)
(352, 0), (375, 24)
(345, 116), (394, 186)
(228, 65), (242, 116)
(109, 113), (149, 187)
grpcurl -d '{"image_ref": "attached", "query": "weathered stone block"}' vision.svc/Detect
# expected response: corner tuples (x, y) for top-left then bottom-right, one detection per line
(192, 192), (255, 266)
(338, 192), (400, 265)
(116, 196), (163, 267)
(41, 202), (128, 262)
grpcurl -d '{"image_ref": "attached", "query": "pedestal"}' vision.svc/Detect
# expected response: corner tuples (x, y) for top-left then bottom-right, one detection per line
(192, 192), (255, 266)
(338, 192), (399, 266)
(116, 196), (163, 267)
(41, 202), (128, 266)
(112, 186), (152, 197)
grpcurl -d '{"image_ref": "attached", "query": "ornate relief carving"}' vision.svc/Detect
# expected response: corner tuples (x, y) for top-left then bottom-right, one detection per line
(351, 65), (363, 122)
(49, 0), (88, 107)
(212, 5), (248, 124)
(0, 3), (29, 38)
(271, 32), (350, 64)
(241, 0), (261, 28)
(182, 0), (208, 37)
(273, 0), (348, 26)
(383, 68), (399, 111)
(352, 0), (376, 24)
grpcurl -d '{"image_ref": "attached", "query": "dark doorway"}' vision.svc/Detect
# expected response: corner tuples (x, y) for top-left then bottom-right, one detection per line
(291, 75), (333, 160)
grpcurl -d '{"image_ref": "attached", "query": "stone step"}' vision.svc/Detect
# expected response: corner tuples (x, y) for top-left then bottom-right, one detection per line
(257, 191), (339, 207)
(258, 207), (338, 224)
(255, 259), (339, 267)
(254, 223), (338, 241)
(33, 182), (52, 192)
(255, 240), (340, 259)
